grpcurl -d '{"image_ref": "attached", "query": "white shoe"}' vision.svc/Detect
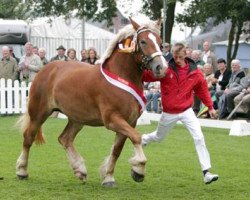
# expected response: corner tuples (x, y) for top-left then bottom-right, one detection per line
(141, 134), (147, 146)
(204, 172), (219, 184)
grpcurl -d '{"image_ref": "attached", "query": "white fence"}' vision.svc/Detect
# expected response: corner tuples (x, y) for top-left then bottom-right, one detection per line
(0, 79), (31, 115)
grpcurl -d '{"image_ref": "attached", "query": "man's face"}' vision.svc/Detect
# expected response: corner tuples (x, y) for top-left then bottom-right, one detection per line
(58, 49), (65, 56)
(173, 50), (186, 66)
(25, 44), (33, 55)
(203, 42), (210, 52)
(231, 63), (240, 72)
(2, 48), (10, 59)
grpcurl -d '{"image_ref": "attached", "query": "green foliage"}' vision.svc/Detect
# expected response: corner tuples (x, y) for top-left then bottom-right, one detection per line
(0, 0), (32, 19)
(30, 0), (117, 26)
(1, 116), (250, 199)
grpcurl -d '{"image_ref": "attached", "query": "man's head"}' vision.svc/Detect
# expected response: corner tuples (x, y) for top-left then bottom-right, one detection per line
(33, 46), (39, 55)
(24, 42), (33, 56)
(38, 48), (46, 59)
(191, 50), (201, 62)
(231, 59), (241, 72)
(217, 58), (226, 70)
(203, 63), (213, 75)
(203, 41), (211, 52)
(2, 46), (10, 59)
(56, 45), (66, 57)
(172, 43), (186, 66)
(161, 42), (170, 54)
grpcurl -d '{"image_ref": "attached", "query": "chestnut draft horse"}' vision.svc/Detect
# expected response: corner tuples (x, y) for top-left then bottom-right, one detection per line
(16, 18), (167, 187)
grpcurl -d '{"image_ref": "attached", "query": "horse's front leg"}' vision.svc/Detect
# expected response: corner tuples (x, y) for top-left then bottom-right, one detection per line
(105, 116), (147, 183)
(100, 133), (127, 187)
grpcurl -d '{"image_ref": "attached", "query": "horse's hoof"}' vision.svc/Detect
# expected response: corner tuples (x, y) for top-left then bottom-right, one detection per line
(17, 174), (28, 180)
(102, 181), (116, 187)
(131, 170), (144, 182)
(75, 171), (87, 182)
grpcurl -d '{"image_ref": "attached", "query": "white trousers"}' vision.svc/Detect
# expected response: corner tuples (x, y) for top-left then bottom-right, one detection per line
(143, 108), (211, 171)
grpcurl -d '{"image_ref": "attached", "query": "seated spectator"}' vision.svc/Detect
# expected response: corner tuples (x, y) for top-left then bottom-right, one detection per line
(18, 42), (43, 82)
(217, 59), (248, 119)
(212, 58), (232, 108)
(51, 45), (68, 61)
(234, 83), (250, 119)
(38, 48), (49, 66)
(80, 49), (88, 62)
(193, 63), (214, 115)
(67, 48), (78, 61)
(191, 50), (205, 70)
(145, 82), (161, 113)
(0, 46), (18, 81)
(86, 47), (98, 64)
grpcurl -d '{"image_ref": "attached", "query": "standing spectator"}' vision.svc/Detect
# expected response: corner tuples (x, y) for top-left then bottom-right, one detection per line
(0, 46), (18, 81)
(38, 48), (49, 66)
(216, 59), (248, 119)
(18, 42), (43, 82)
(33, 46), (39, 55)
(142, 42), (218, 184)
(191, 50), (205, 70)
(86, 47), (98, 64)
(50, 45), (68, 61)
(145, 82), (161, 113)
(67, 48), (78, 61)
(201, 41), (218, 72)
(9, 46), (20, 63)
(80, 49), (88, 62)
(161, 42), (172, 62)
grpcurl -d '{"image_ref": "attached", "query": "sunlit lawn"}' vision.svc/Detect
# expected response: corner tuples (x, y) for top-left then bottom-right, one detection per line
(0, 116), (250, 199)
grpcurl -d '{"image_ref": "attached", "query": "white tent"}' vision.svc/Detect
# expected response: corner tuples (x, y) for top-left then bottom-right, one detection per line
(30, 17), (116, 59)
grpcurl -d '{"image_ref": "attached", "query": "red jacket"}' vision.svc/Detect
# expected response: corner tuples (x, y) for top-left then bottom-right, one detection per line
(143, 58), (213, 114)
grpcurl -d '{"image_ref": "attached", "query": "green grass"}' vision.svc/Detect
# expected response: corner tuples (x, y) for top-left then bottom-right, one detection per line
(0, 116), (250, 199)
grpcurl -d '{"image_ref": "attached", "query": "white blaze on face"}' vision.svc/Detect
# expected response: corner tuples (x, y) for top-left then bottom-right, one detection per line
(148, 33), (167, 66)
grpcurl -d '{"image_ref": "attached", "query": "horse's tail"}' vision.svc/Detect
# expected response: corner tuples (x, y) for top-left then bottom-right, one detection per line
(16, 111), (46, 145)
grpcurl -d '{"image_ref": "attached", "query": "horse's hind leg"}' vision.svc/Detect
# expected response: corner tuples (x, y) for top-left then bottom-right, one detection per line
(100, 133), (127, 187)
(16, 111), (49, 179)
(58, 120), (87, 182)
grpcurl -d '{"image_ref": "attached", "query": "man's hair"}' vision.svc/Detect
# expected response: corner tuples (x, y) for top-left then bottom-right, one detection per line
(231, 59), (241, 66)
(217, 58), (226, 64)
(172, 43), (186, 54)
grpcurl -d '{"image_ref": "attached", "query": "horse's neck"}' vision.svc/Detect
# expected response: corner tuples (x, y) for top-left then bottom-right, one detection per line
(103, 51), (143, 87)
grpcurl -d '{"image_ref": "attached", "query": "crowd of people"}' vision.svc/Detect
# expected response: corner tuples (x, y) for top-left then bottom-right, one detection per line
(0, 40), (249, 120)
(0, 42), (100, 83)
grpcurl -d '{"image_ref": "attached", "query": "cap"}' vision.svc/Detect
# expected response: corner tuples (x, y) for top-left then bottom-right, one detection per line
(56, 45), (66, 51)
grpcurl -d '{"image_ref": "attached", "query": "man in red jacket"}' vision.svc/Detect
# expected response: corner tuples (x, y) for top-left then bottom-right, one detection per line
(142, 42), (219, 184)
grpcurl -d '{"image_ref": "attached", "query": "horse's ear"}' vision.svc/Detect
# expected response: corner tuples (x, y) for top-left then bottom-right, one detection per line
(129, 17), (140, 31)
(155, 18), (162, 30)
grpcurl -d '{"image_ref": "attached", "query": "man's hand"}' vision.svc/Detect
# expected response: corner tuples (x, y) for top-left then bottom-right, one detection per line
(208, 108), (217, 119)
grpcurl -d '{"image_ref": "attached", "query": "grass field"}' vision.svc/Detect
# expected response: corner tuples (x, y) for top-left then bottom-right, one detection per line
(0, 116), (250, 200)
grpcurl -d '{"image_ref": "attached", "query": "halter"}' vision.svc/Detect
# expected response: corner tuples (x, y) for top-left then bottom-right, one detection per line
(133, 27), (163, 69)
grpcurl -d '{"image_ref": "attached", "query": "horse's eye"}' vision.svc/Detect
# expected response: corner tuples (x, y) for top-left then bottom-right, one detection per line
(140, 40), (147, 45)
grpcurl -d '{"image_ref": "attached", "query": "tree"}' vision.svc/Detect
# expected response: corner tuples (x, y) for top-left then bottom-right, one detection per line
(141, 0), (180, 44)
(176, 0), (250, 69)
(30, 0), (117, 26)
(0, 0), (32, 19)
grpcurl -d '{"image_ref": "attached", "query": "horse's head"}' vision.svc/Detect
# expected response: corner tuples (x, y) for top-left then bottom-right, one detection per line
(130, 18), (167, 78)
